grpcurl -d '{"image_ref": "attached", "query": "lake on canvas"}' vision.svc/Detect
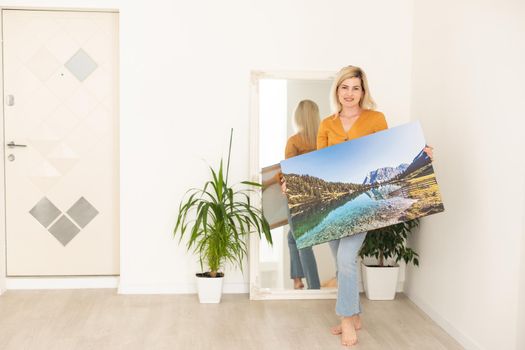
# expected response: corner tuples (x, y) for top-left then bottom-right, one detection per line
(293, 185), (416, 249)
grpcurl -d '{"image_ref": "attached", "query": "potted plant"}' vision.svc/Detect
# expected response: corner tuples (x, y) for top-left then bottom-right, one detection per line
(359, 219), (419, 300)
(174, 130), (272, 303)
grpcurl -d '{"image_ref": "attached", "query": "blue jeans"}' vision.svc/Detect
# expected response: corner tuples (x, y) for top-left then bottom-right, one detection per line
(329, 232), (367, 316)
(287, 231), (320, 289)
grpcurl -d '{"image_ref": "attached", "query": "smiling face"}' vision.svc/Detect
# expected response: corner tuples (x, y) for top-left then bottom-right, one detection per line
(337, 77), (363, 110)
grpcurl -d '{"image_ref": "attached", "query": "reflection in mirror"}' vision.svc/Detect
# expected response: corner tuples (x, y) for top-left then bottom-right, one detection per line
(253, 73), (338, 297)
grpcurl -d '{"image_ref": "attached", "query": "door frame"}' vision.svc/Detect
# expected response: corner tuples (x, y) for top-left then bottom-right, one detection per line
(0, 10), (5, 294)
(0, 6), (120, 293)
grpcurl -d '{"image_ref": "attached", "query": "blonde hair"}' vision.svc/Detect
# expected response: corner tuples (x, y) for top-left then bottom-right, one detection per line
(294, 100), (320, 148)
(330, 65), (376, 113)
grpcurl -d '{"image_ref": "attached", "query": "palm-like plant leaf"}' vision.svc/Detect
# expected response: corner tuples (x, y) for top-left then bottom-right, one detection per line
(173, 129), (272, 276)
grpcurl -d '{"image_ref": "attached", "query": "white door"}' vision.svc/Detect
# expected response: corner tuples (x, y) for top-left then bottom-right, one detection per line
(3, 10), (119, 276)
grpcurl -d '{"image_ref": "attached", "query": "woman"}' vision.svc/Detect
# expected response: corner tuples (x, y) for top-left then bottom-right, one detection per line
(318, 65), (432, 346)
(285, 99), (321, 290)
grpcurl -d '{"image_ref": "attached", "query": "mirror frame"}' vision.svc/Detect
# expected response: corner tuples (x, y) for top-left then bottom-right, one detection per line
(249, 70), (337, 300)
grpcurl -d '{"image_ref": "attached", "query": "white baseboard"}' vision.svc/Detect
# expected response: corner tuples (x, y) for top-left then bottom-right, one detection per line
(118, 284), (194, 294)
(3, 278), (399, 296)
(406, 291), (481, 350)
(118, 282), (249, 295)
(6, 276), (119, 290)
(223, 282), (249, 293)
(3, 277), (249, 294)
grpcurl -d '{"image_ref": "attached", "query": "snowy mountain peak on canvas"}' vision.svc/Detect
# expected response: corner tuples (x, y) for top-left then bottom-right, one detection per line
(402, 149), (432, 176)
(362, 164), (409, 185)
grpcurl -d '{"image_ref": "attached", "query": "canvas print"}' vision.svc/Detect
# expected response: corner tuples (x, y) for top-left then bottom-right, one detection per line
(280, 121), (444, 249)
(261, 163), (289, 229)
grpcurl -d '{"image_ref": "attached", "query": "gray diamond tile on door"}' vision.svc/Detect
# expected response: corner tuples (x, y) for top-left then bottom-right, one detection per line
(64, 49), (98, 81)
(48, 215), (81, 246)
(67, 197), (99, 228)
(29, 197), (61, 228)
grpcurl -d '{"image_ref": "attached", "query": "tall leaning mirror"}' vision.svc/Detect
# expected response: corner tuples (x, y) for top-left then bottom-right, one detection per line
(249, 71), (338, 300)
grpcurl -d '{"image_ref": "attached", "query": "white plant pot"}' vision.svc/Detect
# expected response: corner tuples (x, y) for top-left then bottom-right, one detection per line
(361, 263), (399, 300)
(196, 274), (224, 303)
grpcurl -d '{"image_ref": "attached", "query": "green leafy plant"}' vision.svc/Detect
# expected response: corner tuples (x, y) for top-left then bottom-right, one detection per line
(174, 130), (272, 277)
(359, 219), (420, 267)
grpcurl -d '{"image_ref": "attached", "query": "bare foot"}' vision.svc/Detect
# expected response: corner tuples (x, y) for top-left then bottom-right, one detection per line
(330, 324), (343, 335)
(352, 315), (362, 330)
(330, 324), (342, 335)
(321, 277), (338, 288)
(293, 278), (304, 289)
(341, 317), (358, 347)
(331, 315), (362, 335)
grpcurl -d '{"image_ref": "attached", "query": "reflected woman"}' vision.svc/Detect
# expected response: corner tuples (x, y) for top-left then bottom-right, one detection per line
(318, 65), (432, 346)
(285, 100), (321, 290)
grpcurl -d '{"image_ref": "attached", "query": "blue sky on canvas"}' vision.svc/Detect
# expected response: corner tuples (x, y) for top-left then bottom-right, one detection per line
(280, 122), (426, 183)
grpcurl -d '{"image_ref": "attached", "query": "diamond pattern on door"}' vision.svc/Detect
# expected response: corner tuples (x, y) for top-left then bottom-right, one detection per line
(65, 87), (99, 118)
(29, 196), (100, 246)
(67, 197), (99, 228)
(45, 31), (80, 63)
(45, 69), (80, 100)
(48, 215), (80, 246)
(21, 86), (61, 127)
(28, 158), (62, 192)
(65, 49), (98, 81)
(27, 124), (61, 156)
(47, 143), (80, 174)
(26, 47), (61, 82)
(29, 197), (61, 228)
(4, 10), (118, 276)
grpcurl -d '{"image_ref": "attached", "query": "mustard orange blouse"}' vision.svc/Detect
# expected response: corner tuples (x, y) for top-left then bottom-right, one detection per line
(317, 110), (388, 149)
(285, 134), (316, 159)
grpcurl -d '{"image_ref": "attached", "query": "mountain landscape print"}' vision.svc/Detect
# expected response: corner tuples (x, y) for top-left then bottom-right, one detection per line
(280, 122), (444, 249)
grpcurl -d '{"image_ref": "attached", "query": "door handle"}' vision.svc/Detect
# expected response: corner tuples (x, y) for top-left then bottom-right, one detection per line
(7, 141), (27, 148)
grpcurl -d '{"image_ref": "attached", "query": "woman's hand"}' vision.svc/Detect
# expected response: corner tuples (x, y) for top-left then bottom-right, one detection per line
(280, 174), (287, 194)
(424, 145), (434, 161)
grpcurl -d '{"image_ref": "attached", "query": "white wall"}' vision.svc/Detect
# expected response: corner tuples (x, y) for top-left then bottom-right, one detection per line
(0, 0), (415, 293)
(406, 1), (525, 349)
(120, 0), (414, 293)
(119, 0), (414, 293)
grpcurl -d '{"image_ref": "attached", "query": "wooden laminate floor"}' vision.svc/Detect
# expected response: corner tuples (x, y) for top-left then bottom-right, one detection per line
(0, 290), (463, 350)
